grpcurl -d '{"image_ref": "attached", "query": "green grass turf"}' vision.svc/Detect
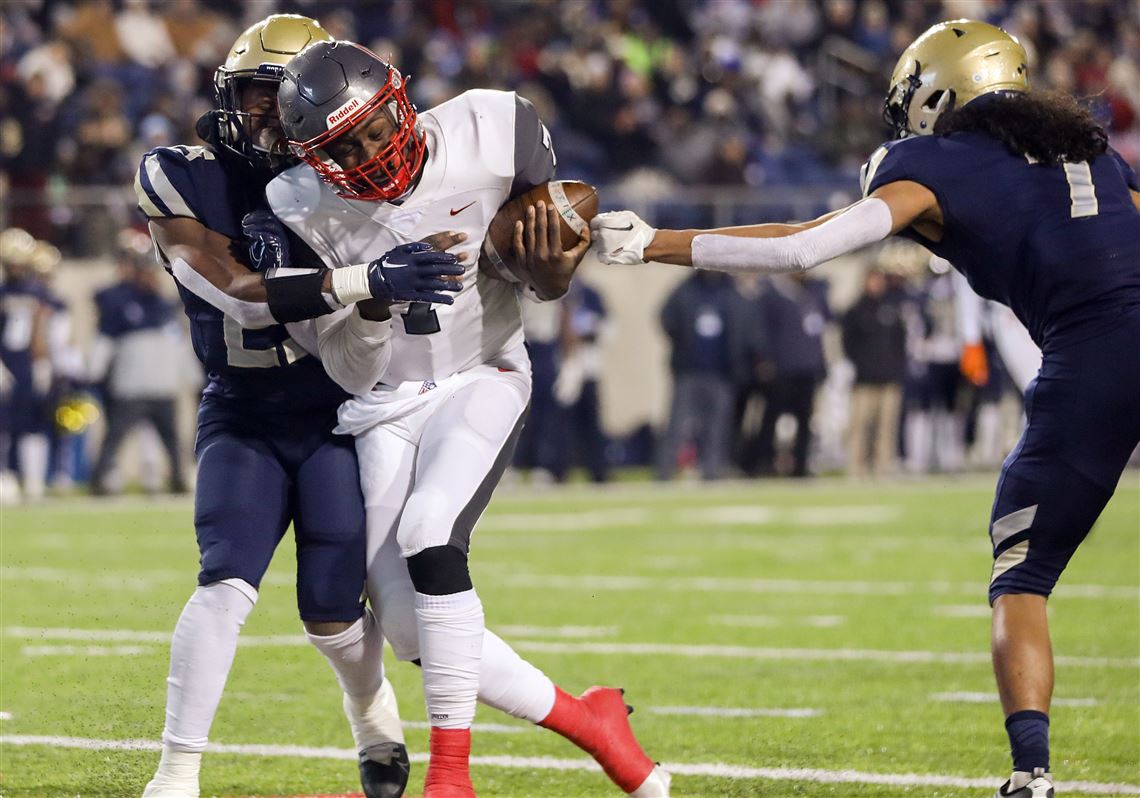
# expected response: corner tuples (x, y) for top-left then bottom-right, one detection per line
(1, 475), (1137, 797)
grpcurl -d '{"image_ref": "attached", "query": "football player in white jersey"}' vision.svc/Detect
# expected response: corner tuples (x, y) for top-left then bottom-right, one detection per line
(266, 41), (669, 798)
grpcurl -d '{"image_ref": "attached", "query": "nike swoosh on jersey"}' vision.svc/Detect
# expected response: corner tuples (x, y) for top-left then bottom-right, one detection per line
(601, 224), (634, 231)
(450, 201), (477, 216)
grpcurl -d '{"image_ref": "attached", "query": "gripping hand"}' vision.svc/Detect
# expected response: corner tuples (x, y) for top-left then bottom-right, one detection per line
(590, 210), (657, 265)
(241, 210), (291, 272)
(369, 242), (464, 304)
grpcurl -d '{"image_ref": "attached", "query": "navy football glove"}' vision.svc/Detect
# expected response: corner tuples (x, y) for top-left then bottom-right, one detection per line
(368, 242), (464, 305)
(241, 210), (291, 272)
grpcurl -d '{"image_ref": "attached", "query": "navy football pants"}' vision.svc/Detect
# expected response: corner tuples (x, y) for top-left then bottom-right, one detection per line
(193, 402), (367, 622)
(989, 308), (1140, 604)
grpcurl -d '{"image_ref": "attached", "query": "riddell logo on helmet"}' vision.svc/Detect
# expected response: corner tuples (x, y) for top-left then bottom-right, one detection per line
(325, 97), (363, 130)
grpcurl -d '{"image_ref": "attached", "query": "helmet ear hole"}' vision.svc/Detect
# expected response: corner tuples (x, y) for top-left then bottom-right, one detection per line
(923, 89), (945, 110)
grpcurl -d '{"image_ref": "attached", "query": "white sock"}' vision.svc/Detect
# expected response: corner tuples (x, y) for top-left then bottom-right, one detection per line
(478, 629), (555, 723)
(414, 589), (483, 729)
(161, 579), (256, 752)
(17, 434), (48, 500)
(142, 748), (202, 797)
(306, 610), (405, 748)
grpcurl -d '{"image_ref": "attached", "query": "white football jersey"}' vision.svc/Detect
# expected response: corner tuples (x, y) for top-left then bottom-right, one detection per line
(268, 89), (537, 388)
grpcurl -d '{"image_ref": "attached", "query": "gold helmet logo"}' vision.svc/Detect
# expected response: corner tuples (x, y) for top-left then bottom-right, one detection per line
(884, 19), (1029, 139)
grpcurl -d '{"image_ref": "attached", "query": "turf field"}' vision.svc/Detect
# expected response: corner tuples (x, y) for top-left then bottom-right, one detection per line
(2, 475), (1138, 797)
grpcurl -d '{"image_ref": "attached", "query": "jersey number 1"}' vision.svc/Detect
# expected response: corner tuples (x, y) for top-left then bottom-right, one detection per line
(1062, 162), (1099, 218)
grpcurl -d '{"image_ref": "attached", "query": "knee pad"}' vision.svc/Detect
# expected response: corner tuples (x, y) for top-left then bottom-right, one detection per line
(406, 544), (472, 595)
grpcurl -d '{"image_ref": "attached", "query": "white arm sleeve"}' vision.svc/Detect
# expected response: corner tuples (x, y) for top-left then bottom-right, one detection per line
(692, 197), (894, 274)
(313, 306), (393, 396)
(171, 257), (276, 328)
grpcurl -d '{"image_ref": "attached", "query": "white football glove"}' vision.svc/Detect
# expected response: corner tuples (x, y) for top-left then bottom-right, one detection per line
(590, 211), (656, 265)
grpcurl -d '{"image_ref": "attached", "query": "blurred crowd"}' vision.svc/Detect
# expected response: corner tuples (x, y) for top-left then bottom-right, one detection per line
(2, 0), (1139, 253)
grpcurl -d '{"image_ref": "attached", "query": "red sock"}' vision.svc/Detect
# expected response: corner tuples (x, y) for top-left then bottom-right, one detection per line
(539, 686), (655, 793)
(539, 686), (593, 741)
(423, 727), (474, 795)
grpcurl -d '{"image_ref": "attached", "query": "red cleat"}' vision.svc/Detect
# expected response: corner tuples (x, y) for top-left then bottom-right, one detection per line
(422, 727), (476, 798)
(539, 686), (670, 795)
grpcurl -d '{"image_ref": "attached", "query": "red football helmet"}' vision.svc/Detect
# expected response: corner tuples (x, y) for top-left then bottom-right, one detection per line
(279, 41), (427, 201)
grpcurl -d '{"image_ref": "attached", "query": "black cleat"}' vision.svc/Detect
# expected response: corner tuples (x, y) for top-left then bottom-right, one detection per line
(359, 742), (411, 798)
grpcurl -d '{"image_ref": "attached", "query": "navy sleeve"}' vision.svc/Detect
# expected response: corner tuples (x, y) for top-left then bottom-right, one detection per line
(860, 137), (945, 198)
(134, 146), (219, 222)
(510, 95), (557, 198)
(1107, 148), (1139, 192)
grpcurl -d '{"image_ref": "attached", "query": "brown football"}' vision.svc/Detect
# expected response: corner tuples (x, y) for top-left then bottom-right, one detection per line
(478, 180), (598, 300)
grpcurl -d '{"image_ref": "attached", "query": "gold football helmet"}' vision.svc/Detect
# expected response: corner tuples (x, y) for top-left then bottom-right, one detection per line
(202, 14), (333, 166)
(883, 19), (1029, 139)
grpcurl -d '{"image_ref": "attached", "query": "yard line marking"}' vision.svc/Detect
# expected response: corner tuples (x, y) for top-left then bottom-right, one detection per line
(710, 615), (846, 629)
(21, 644), (154, 657)
(932, 692), (1100, 707)
(3, 735), (1138, 795)
(512, 641), (1140, 669)
(498, 573), (1139, 600)
(788, 506), (902, 525)
(711, 614), (781, 627)
(496, 625), (618, 639)
(478, 508), (651, 532)
(677, 506), (777, 525)
(934, 605), (993, 618)
(6, 627), (308, 647)
(648, 706), (823, 718)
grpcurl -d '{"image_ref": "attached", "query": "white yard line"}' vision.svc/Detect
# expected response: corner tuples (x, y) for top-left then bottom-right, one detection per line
(512, 640), (1140, 669)
(478, 508), (651, 532)
(496, 625), (618, 639)
(8, 627), (1136, 668)
(934, 605), (994, 618)
(711, 615), (846, 628)
(3, 734), (1137, 795)
(6, 627), (308, 647)
(932, 692), (1100, 707)
(648, 706), (823, 718)
(499, 572), (1139, 600)
(20, 645), (154, 657)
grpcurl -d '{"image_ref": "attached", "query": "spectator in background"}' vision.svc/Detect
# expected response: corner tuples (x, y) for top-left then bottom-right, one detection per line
(751, 273), (830, 478)
(657, 271), (740, 480)
(514, 297), (565, 483)
(89, 231), (190, 495)
(555, 278), (610, 483)
(905, 262), (965, 474)
(841, 268), (907, 478)
(0, 228), (58, 501)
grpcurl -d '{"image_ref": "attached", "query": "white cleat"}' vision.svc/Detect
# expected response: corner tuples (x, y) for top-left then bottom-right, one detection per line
(629, 764), (671, 797)
(996, 768), (1055, 798)
(141, 777), (199, 798)
(141, 748), (201, 797)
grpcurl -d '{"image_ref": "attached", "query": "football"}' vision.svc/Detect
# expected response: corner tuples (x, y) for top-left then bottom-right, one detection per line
(478, 180), (598, 300)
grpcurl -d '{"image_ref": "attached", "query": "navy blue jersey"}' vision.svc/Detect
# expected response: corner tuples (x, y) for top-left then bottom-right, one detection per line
(862, 132), (1140, 348)
(134, 146), (346, 412)
(94, 282), (175, 337)
(0, 278), (52, 383)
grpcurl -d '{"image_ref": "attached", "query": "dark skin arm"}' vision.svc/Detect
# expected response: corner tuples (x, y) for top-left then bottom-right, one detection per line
(1131, 189), (1140, 212)
(642, 181), (944, 265)
(510, 200), (592, 300)
(150, 217), (467, 321)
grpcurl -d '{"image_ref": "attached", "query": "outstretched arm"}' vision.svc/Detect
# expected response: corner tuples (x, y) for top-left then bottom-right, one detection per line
(592, 181), (941, 272)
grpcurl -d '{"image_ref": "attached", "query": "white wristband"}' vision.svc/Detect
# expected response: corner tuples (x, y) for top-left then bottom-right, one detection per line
(331, 263), (372, 305)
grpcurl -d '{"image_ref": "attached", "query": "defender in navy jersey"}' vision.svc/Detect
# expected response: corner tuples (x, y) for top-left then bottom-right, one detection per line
(133, 15), (462, 798)
(594, 20), (1140, 798)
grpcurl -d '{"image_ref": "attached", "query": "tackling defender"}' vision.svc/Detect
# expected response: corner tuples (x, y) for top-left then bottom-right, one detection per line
(593, 20), (1140, 798)
(268, 41), (670, 798)
(134, 16), (462, 798)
